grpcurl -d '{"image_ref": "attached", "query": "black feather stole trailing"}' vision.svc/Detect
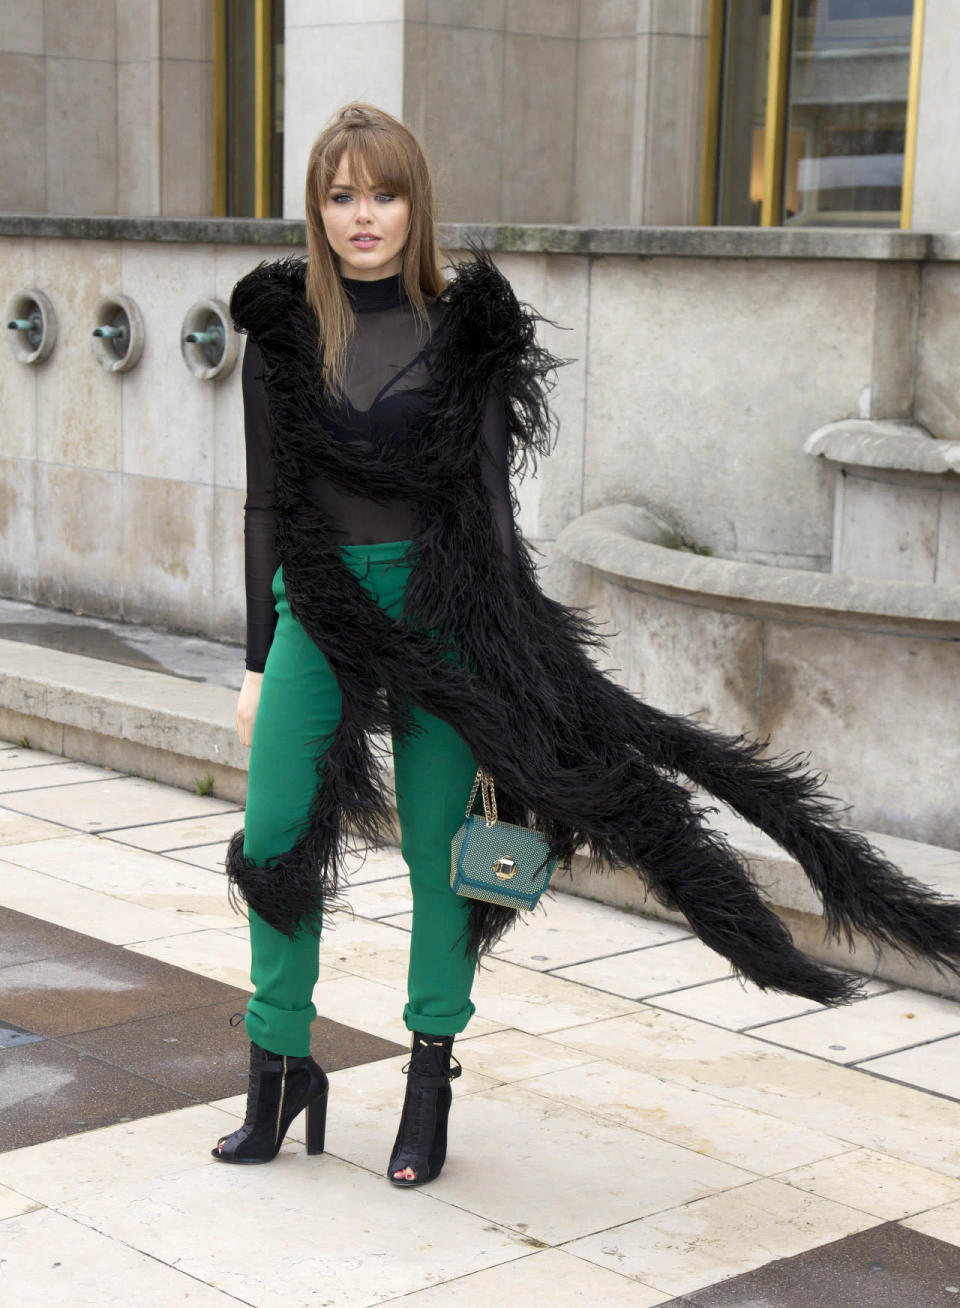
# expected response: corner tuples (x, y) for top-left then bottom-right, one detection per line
(225, 237), (960, 1006)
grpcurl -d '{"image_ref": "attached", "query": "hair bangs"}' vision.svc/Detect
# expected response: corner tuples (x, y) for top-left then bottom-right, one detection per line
(324, 133), (414, 200)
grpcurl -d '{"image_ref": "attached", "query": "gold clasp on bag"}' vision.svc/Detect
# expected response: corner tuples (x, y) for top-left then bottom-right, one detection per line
(493, 856), (517, 881)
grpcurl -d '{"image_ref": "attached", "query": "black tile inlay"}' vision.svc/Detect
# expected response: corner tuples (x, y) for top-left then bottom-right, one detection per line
(0, 1042), (193, 1151)
(0, 1019), (44, 1050)
(0, 905), (96, 968)
(664, 1221), (960, 1308)
(62, 1003), (406, 1099)
(0, 944), (248, 1037)
(0, 908), (407, 1151)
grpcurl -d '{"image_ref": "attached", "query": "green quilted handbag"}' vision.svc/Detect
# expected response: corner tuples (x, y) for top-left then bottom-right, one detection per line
(450, 768), (556, 910)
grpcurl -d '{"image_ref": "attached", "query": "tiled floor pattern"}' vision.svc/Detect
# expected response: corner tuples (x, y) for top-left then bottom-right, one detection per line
(659, 1223), (960, 1306)
(0, 741), (959, 1305)
(0, 905), (406, 1151)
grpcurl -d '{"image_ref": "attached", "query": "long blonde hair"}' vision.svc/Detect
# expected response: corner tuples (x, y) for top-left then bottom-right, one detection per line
(304, 102), (449, 398)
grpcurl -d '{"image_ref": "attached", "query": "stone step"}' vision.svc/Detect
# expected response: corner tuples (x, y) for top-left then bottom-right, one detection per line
(1, 635), (958, 999)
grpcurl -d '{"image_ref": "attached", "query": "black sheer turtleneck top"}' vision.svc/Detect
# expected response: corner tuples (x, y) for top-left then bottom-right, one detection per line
(241, 269), (517, 672)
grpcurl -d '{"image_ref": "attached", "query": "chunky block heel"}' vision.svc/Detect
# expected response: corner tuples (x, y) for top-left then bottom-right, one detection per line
(212, 1040), (329, 1164)
(305, 1085), (329, 1156)
(387, 1032), (461, 1187)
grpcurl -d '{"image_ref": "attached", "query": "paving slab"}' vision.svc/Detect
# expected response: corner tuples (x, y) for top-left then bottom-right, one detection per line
(103, 810), (244, 852)
(750, 987), (960, 1063)
(0, 1207), (242, 1306)
(0, 808), (66, 845)
(774, 1147), (960, 1221)
(564, 1177), (878, 1298)
(520, 1057), (853, 1174)
(490, 891), (692, 972)
(0, 774), (240, 832)
(1, 741), (959, 1306)
(661, 1220), (960, 1307)
(124, 927), (343, 990)
(862, 1032), (960, 1098)
(552, 936), (735, 998)
(0, 1103), (242, 1209)
(0, 942), (247, 1038)
(0, 746), (79, 772)
(0, 1041), (194, 1151)
(0, 1182), (40, 1219)
(329, 1074), (754, 1247)
(163, 843), (229, 872)
(0, 833), (241, 922)
(0, 861), (236, 944)
(62, 1003), (404, 1100)
(0, 760), (117, 793)
(902, 1198), (960, 1247)
(0, 905), (98, 968)
(394, 1248), (669, 1306)
(343, 874), (413, 920)
(543, 1010), (960, 1178)
(55, 1154), (536, 1308)
(646, 973), (888, 1031)
(453, 1027), (598, 1082)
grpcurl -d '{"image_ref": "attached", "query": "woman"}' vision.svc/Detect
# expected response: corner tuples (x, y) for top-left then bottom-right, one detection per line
(214, 103), (960, 1187)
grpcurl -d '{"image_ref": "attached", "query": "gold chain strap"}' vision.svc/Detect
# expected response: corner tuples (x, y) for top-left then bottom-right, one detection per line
(465, 767), (498, 827)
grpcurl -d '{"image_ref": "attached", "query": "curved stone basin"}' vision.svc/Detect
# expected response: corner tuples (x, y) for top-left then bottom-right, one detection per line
(555, 503), (960, 850)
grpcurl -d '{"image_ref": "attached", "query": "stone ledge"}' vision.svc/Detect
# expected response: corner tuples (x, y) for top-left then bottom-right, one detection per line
(0, 214), (943, 260)
(556, 817), (960, 1001)
(1, 635), (957, 998)
(804, 420), (960, 475)
(0, 637), (249, 801)
(556, 503), (960, 629)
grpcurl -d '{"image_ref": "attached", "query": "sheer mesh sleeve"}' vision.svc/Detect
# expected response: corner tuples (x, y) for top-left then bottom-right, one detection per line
(479, 370), (518, 571)
(241, 339), (280, 672)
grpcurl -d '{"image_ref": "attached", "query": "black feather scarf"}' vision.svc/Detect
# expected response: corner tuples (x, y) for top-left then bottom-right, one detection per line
(225, 238), (960, 1006)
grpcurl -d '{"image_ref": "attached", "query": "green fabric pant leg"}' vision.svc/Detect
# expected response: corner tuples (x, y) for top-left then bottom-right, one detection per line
(240, 539), (479, 1057)
(393, 702), (479, 1036)
(241, 560), (340, 1057)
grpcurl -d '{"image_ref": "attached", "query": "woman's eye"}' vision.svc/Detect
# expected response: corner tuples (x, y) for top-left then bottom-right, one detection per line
(330, 192), (396, 203)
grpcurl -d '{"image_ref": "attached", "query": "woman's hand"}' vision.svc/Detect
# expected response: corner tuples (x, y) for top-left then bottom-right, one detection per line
(237, 670), (264, 747)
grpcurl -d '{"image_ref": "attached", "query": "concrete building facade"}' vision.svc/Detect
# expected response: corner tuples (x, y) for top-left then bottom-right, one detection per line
(1, 0), (959, 849)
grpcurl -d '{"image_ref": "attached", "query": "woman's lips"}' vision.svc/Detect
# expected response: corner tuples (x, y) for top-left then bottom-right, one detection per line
(351, 235), (380, 246)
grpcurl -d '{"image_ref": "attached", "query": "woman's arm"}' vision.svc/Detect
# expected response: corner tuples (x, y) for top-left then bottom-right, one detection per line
(241, 339), (281, 672)
(478, 370), (518, 571)
(236, 339), (279, 746)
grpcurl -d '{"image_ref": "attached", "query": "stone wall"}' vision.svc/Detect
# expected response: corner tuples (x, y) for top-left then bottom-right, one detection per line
(5, 0), (959, 235)
(0, 218), (953, 647)
(277, 0), (712, 227)
(0, 228), (293, 637)
(398, 0), (709, 226)
(0, 0), (214, 217)
(557, 504), (960, 849)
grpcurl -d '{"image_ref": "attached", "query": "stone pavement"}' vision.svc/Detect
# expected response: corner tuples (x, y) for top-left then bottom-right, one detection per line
(1, 740), (959, 1306)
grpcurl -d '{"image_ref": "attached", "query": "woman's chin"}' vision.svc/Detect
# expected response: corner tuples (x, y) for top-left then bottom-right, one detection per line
(338, 246), (402, 279)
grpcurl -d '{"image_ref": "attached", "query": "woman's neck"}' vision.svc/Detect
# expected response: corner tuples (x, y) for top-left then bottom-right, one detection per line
(340, 269), (407, 314)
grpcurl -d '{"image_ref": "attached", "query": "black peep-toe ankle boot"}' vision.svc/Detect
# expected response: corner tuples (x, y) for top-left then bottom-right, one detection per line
(387, 1031), (462, 1187)
(212, 1039), (329, 1164)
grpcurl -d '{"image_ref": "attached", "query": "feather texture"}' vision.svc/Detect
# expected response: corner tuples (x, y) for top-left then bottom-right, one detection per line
(225, 237), (960, 1006)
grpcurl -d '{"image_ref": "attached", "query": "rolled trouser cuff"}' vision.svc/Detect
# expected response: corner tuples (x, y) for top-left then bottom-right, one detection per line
(244, 998), (316, 1057)
(402, 998), (475, 1037)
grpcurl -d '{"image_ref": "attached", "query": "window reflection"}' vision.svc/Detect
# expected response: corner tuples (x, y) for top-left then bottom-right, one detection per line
(785, 0), (914, 226)
(224, 0), (284, 218)
(712, 0), (915, 227)
(716, 0), (771, 226)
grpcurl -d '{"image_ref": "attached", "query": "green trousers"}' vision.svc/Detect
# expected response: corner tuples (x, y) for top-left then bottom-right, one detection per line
(241, 539), (480, 1057)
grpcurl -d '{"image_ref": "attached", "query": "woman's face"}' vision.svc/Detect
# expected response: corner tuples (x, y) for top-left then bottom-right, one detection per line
(321, 156), (411, 281)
